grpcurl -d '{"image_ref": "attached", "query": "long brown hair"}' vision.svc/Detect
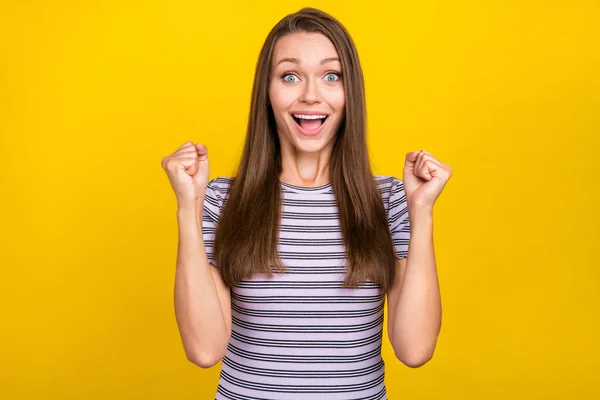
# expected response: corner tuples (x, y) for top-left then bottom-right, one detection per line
(213, 7), (397, 291)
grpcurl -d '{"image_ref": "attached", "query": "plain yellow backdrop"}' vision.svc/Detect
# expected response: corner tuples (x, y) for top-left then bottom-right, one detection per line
(1, 1), (599, 399)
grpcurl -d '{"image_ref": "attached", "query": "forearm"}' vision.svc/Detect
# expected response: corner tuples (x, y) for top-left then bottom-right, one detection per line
(174, 200), (229, 364)
(392, 207), (442, 365)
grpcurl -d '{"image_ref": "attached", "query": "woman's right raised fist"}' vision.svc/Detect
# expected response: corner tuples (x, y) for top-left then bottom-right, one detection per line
(161, 141), (210, 203)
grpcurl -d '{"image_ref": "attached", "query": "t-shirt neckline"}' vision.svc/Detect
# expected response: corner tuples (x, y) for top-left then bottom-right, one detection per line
(279, 180), (333, 194)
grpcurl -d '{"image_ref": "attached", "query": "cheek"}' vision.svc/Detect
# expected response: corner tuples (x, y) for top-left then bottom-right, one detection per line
(326, 88), (345, 112)
(269, 85), (290, 128)
(269, 82), (295, 110)
(268, 85), (280, 111)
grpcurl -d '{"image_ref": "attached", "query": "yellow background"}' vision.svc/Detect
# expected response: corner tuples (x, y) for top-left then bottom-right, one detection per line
(1, 0), (599, 399)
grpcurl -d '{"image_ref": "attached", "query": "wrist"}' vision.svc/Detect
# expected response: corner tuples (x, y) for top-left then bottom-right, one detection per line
(177, 198), (204, 215)
(176, 191), (206, 208)
(176, 204), (204, 231)
(408, 204), (434, 223)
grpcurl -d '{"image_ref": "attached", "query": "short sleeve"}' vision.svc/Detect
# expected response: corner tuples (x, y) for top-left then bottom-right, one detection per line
(202, 178), (225, 267)
(387, 177), (411, 259)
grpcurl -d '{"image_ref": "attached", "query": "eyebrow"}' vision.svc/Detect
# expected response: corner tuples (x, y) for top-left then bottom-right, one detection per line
(275, 57), (340, 67)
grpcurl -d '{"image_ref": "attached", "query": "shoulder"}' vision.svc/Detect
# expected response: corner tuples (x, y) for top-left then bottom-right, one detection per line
(373, 174), (404, 198)
(204, 177), (234, 217)
(373, 174), (408, 220)
(206, 176), (234, 200)
(207, 176), (234, 194)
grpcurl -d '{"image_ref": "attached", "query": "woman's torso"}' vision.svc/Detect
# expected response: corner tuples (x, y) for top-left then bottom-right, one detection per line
(208, 177), (399, 400)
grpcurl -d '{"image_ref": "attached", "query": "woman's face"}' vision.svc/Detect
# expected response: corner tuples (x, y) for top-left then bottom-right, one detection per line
(269, 32), (345, 155)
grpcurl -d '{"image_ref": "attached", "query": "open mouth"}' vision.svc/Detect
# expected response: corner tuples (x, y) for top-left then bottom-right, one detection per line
(292, 114), (329, 132)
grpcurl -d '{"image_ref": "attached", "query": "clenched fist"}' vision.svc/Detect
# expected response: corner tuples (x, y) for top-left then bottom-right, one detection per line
(161, 141), (209, 203)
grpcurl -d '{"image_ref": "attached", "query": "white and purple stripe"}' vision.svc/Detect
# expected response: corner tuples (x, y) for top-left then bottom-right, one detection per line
(202, 175), (410, 399)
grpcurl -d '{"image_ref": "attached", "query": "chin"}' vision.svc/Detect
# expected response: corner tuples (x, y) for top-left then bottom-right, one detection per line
(290, 129), (337, 154)
(293, 141), (329, 154)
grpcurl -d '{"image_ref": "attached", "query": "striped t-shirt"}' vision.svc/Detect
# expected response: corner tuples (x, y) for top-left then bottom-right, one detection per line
(202, 175), (411, 400)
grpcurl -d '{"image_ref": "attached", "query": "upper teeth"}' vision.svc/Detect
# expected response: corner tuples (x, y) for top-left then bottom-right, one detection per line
(293, 114), (327, 119)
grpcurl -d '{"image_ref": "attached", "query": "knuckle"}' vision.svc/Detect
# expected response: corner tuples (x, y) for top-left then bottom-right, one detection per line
(165, 158), (177, 169)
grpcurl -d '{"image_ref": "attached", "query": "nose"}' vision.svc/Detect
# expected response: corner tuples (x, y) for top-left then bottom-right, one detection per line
(299, 78), (321, 105)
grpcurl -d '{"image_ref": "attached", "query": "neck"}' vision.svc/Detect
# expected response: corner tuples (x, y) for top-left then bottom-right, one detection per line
(279, 144), (332, 187)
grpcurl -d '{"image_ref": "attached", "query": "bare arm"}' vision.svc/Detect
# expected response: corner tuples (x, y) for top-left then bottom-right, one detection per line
(174, 198), (232, 368)
(386, 206), (441, 368)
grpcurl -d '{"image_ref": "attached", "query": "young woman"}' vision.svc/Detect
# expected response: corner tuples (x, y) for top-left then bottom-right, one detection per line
(161, 7), (451, 400)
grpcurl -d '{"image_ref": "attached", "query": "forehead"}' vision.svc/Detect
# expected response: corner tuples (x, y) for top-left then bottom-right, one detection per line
(272, 32), (339, 66)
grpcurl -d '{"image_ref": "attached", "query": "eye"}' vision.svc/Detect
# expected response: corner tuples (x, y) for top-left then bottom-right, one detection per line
(282, 73), (299, 83)
(324, 72), (341, 82)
